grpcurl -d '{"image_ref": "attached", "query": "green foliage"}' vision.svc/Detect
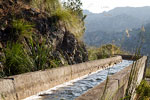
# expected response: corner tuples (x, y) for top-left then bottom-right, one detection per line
(0, 36), (63, 77)
(49, 58), (61, 68)
(52, 7), (84, 39)
(3, 42), (32, 76)
(0, 0), (85, 77)
(0, 94), (5, 100)
(88, 47), (99, 60)
(31, 0), (60, 15)
(53, 8), (72, 22)
(100, 76), (109, 100)
(63, 0), (83, 16)
(146, 67), (150, 78)
(88, 44), (123, 60)
(28, 39), (51, 71)
(63, 0), (87, 22)
(63, 0), (82, 11)
(136, 80), (150, 100)
(31, 0), (85, 39)
(125, 27), (146, 100)
(28, 37), (62, 70)
(12, 19), (33, 40)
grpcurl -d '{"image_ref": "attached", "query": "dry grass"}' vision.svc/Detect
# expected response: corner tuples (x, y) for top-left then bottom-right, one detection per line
(30, 0), (84, 39)
(30, 0), (60, 14)
(87, 44), (125, 61)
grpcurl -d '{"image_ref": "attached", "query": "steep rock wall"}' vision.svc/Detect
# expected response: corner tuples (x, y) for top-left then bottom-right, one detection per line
(0, 0), (88, 76)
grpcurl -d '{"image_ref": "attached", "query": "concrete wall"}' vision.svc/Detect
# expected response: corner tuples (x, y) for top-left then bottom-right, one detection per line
(115, 54), (141, 60)
(130, 56), (147, 100)
(76, 56), (147, 100)
(0, 56), (122, 100)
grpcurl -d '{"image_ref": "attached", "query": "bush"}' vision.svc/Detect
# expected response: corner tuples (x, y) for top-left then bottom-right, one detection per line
(87, 44), (124, 60)
(63, 0), (85, 19)
(31, 0), (60, 15)
(31, 0), (84, 39)
(52, 8), (84, 39)
(28, 37), (61, 70)
(49, 58), (61, 68)
(28, 39), (50, 71)
(88, 47), (99, 60)
(52, 8), (72, 23)
(146, 67), (150, 78)
(11, 19), (33, 41)
(3, 42), (32, 76)
(1, 38), (62, 77)
(136, 80), (150, 100)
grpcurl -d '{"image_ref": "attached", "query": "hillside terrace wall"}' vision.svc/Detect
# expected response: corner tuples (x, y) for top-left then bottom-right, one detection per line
(76, 56), (147, 100)
(0, 56), (122, 100)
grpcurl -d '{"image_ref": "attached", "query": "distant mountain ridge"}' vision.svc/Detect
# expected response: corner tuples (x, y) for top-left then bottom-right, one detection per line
(83, 6), (150, 55)
(84, 6), (150, 45)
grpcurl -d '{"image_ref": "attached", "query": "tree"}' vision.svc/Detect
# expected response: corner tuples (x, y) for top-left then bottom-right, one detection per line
(63, 0), (86, 20)
(63, 0), (82, 12)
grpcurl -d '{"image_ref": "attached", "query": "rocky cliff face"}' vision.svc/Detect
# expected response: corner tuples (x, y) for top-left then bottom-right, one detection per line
(0, 0), (88, 76)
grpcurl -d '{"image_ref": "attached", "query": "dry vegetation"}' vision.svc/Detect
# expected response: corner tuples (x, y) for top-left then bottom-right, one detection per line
(87, 44), (127, 60)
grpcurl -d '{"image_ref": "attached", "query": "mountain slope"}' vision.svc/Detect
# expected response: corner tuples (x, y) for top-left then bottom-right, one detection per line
(84, 6), (150, 46)
(83, 7), (150, 55)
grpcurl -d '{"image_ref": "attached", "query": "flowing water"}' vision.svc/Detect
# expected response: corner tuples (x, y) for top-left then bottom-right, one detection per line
(24, 60), (133, 100)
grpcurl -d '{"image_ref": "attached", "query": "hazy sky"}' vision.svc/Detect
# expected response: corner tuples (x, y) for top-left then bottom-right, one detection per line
(81, 0), (150, 13)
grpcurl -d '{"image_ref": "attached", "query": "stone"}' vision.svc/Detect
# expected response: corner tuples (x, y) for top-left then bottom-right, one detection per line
(0, 0), (88, 67)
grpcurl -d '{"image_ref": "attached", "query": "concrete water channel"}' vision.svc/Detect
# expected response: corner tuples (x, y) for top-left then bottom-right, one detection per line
(24, 60), (133, 100)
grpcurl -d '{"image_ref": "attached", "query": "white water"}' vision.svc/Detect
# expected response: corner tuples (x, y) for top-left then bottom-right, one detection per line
(24, 60), (133, 100)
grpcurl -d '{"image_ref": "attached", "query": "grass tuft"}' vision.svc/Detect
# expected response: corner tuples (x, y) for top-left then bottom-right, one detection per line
(30, 0), (60, 15)
(11, 19), (34, 41)
(136, 80), (150, 100)
(3, 42), (32, 76)
(52, 8), (72, 22)
(87, 44), (125, 60)
(28, 39), (51, 71)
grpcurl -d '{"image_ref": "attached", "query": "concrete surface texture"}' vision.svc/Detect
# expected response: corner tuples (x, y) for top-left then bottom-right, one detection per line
(76, 56), (147, 100)
(0, 56), (122, 100)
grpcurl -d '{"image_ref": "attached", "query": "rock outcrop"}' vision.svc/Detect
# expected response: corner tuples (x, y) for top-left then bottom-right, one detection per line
(0, 0), (88, 76)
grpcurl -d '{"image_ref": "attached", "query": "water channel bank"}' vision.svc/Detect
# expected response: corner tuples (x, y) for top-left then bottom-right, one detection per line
(24, 60), (133, 100)
(0, 56), (122, 100)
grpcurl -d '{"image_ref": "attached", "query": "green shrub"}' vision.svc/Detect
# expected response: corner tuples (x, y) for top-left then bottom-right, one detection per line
(136, 80), (150, 100)
(52, 8), (72, 22)
(146, 67), (150, 78)
(63, 0), (85, 19)
(28, 39), (50, 71)
(0, 94), (5, 100)
(31, 0), (60, 15)
(87, 47), (99, 61)
(52, 7), (84, 39)
(3, 42), (32, 76)
(49, 58), (61, 68)
(0, 69), (5, 78)
(11, 19), (33, 41)
(31, 0), (84, 39)
(87, 44), (123, 60)
(28, 38), (62, 70)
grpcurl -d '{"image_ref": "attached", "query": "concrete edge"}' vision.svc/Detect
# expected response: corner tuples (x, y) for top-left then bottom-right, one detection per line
(0, 56), (122, 100)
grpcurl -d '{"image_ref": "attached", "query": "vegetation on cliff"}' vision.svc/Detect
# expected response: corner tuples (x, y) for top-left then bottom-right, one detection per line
(0, 0), (88, 77)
